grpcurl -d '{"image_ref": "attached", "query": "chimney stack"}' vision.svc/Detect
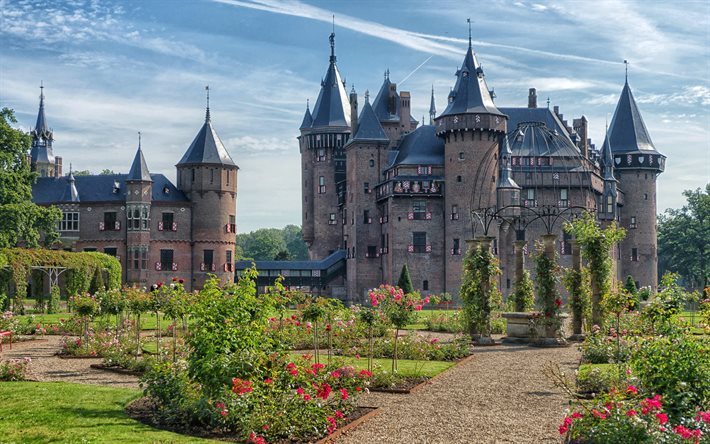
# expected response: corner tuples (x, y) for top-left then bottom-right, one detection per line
(350, 88), (358, 135)
(399, 91), (411, 132)
(528, 88), (537, 108)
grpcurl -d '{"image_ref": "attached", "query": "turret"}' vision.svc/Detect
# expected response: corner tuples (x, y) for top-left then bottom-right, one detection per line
(176, 88), (239, 288)
(29, 84), (62, 177)
(429, 85), (437, 125)
(350, 86), (358, 134)
(299, 30), (352, 259)
(598, 130), (618, 222)
(125, 135), (153, 286)
(435, 21), (507, 295)
(602, 71), (665, 291)
(496, 133), (520, 210)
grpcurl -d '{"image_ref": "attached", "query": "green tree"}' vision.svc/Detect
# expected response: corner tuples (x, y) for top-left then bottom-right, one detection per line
(0, 108), (60, 248)
(397, 264), (414, 294)
(274, 250), (291, 261)
(624, 275), (637, 296)
(658, 184), (709, 290)
(72, 170), (92, 176)
(236, 228), (287, 261)
(282, 224), (309, 260)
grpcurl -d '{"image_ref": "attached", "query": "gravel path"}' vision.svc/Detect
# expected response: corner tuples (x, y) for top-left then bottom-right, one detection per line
(1, 336), (140, 389)
(337, 342), (580, 444)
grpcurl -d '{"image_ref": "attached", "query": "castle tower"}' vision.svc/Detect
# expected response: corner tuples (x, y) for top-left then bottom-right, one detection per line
(435, 25), (507, 294)
(602, 76), (665, 292)
(176, 91), (239, 288)
(299, 31), (351, 259)
(125, 137), (152, 286)
(344, 92), (390, 302)
(29, 85), (62, 177)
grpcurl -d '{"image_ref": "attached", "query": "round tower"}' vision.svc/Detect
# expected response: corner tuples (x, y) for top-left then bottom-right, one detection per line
(125, 137), (153, 287)
(298, 31), (351, 259)
(435, 27), (507, 295)
(603, 78), (665, 292)
(176, 90), (239, 289)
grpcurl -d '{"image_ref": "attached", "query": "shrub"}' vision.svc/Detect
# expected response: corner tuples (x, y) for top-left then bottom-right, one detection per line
(425, 311), (464, 333)
(460, 243), (501, 339)
(511, 269), (535, 312)
(576, 364), (631, 395)
(560, 389), (709, 444)
(630, 334), (710, 422)
(0, 357), (31, 381)
(579, 328), (632, 364)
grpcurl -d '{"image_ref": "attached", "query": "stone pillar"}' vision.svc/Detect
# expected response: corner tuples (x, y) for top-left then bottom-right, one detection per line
(570, 240), (584, 339)
(541, 234), (557, 261)
(513, 240), (527, 289)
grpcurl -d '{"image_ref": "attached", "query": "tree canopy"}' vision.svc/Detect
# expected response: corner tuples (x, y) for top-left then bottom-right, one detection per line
(658, 184), (709, 290)
(0, 108), (60, 248)
(236, 225), (309, 261)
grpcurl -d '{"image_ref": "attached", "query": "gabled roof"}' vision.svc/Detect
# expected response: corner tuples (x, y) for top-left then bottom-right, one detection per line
(32, 174), (189, 204)
(352, 98), (388, 142)
(127, 146), (152, 182)
(309, 33), (351, 130)
(177, 117), (237, 168)
(602, 81), (659, 154)
(389, 125), (444, 167)
(439, 44), (503, 117)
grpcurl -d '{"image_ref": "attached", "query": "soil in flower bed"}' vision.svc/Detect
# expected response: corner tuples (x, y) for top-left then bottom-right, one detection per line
(126, 397), (377, 443)
(90, 363), (144, 377)
(56, 352), (101, 359)
(369, 376), (429, 394)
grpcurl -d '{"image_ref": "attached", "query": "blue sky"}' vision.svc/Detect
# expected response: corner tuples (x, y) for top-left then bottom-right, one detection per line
(1, 0), (708, 232)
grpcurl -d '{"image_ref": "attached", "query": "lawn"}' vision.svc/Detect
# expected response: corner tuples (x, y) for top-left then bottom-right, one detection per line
(0, 382), (216, 443)
(15, 312), (168, 331)
(289, 352), (456, 378)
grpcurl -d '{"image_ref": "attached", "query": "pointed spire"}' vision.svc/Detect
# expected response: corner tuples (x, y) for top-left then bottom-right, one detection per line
(60, 165), (80, 202)
(352, 97), (388, 142)
(178, 98), (237, 167)
(205, 85), (211, 123)
(602, 79), (658, 154)
(329, 17), (336, 64)
(467, 18), (472, 49)
(497, 133), (519, 190)
(439, 21), (502, 118)
(624, 60), (629, 84)
(309, 31), (351, 129)
(429, 85), (436, 124)
(300, 99), (313, 129)
(33, 82), (51, 138)
(128, 132), (152, 182)
(601, 122), (615, 181)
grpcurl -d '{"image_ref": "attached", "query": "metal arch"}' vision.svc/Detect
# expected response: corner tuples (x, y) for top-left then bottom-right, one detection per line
(30, 266), (68, 289)
(470, 204), (593, 238)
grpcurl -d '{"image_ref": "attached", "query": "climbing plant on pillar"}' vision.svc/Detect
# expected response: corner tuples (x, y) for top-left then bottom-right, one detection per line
(534, 241), (563, 337)
(562, 265), (592, 333)
(564, 212), (625, 328)
(460, 240), (502, 343)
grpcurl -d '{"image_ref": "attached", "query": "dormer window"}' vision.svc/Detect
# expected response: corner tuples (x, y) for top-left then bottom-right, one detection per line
(163, 186), (170, 194)
(113, 181), (120, 194)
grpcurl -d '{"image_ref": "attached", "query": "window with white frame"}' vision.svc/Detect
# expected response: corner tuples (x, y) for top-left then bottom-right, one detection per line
(59, 211), (79, 231)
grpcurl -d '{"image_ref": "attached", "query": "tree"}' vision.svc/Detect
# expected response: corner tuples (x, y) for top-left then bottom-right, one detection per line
(236, 228), (287, 261)
(72, 170), (92, 176)
(0, 108), (60, 248)
(274, 250), (291, 261)
(658, 184), (709, 290)
(397, 264), (414, 294)
(624, 275), (637, 296)
(282, 224), (309, 260)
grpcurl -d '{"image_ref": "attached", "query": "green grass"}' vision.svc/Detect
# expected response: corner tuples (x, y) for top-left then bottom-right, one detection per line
(290, 352), (455, 378)
(0, 382), (216, 443)
(14, 312), (168, 331)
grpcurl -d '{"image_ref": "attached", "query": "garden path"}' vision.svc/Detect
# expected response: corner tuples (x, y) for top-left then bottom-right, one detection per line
(337, 341), (580, 444)
(1, 336), (140, 389)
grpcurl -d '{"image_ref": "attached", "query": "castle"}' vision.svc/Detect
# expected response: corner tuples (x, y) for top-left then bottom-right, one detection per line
(29, 87), (239, 291)
(299, 31), (665, 304)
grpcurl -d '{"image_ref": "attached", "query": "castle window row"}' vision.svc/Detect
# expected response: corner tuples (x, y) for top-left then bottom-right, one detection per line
(511, 156), (554, 167)
(304, 133), (348, 150)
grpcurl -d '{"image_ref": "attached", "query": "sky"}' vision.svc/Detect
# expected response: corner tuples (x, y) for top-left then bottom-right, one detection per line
(1, 0), (708, 233)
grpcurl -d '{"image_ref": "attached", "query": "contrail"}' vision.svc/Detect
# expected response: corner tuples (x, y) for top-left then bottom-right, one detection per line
(398, 55), (434, 86)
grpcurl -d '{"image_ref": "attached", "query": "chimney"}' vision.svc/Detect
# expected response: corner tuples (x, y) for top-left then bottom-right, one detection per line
(553, 105), (560, 116)
(528, 88), (537, 108)
(388, 83), (397, 115)
(399, 91), (411, 132)
(350, 89), (358, 135)
(573, 116), (589, 158)
(55, 156), (63, 177)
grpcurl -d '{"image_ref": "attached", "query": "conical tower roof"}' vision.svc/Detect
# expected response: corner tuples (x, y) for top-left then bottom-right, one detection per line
(352, 94), (388, 142)
(600, 132), (616, 180)
(309, 32), (351, 130)
(439, 39), (503, 118)
(497, 133), (519, 189)
(177, 107), (237, 168)
(300, 101), (313, 129)
(602, 81), (658, 154)
(127, 139), (152, 182)
(31, 86), (52, 140)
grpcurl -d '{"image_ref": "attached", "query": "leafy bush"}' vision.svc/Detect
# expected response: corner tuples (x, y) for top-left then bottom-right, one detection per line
(576, 364), (630, 395)
(0, 357), (31, 381)
(579, 328), (633, 364)
(425, 311), (464, 333)
(630, 334), (710, 422)
(560, 388), (709, 443)
(341, 332), (470, 362)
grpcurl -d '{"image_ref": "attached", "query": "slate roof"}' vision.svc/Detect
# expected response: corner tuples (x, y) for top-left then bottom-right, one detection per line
(32, 174), (188, 204)
(309, 33), (351, 130)
(127, 147), (152, 182)
(59, 172), (80, 202)
(31, 88), (52, 140)
(352, 98), (388, 142)
(177, 118), (237, 167)
(497, 134), (519, 189)
(389, 125), (444, 167)
(300, 104), (313, 130)
(508, 121), (581, 158)
(439, 44), (503, 117)
(29, 88), (55, 165)
(499, 107), (575, 144)
(371, 76), (418, 124)
(602, 81), (659, 154)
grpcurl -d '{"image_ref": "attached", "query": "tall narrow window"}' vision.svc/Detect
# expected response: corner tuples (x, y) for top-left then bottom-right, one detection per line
(452, 238), (460, 255)
(161, 212), (174, 231)
(103, 211), (117, 230)
(524, 189), (536, 207)
(226, 250), (232, 270)
(160, 249), (174, 270)
(630, 216), (637, 229)
(229, 215), (236, 233)
(631, 248), (638, 262)
(364, 182), (370, 194)
(203, 250), (214, 269)
(141, 248), (148, 270)
(318, 176), (325, 194)
(451, 204), (459, 220)
(423, 280), (429, 291)
(191, 169), (195, 182)
(363, 210), (371, 224)
(559, 189), (569, 207)
(412, 232), (427, 253)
